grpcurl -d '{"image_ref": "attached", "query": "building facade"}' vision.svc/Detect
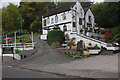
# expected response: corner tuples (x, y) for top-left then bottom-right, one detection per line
(41, 1), (103, 46)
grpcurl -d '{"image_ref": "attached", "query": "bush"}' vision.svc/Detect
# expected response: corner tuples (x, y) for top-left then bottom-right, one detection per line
(47, 30), (65, 45)
(51, 42), (60, 48)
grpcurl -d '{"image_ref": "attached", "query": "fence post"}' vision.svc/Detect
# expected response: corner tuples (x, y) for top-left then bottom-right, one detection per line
(31, 32), (34, 48)
(6, 35), (8, 45)
(14, 32), (16, 48)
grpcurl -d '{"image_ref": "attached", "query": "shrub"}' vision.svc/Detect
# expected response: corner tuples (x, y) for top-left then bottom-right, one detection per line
(88, 43), (92, 46)
(80, 28), (83, 33)
(80, 40), (83, 42)
(51, 42), (60, 48)
(47, 30), (65, 45)
(97, 36), (101, 39)
(71, 37), (76, 41)
(94, 44), (100, 49)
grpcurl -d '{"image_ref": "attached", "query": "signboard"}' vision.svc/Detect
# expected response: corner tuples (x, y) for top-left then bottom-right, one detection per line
(20, 37), (26, 42)
(77, 41), (83, 50)
(65, 34), (70, 43)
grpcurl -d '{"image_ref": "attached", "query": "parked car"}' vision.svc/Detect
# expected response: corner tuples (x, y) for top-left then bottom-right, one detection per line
(106, 42), (119, 52)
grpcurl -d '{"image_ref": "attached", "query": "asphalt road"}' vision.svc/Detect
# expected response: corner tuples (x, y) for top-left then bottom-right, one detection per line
(2, 36), (119, 79)
(24, 36), (74, 66)
(2, 66), (64, 78)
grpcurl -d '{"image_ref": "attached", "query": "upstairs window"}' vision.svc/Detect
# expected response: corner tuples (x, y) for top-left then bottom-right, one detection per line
(44, 19), (46, 26)
(51, 18), (54, 24)
(47, 18), (50, 24)
(55, 15), (58, 23)
(79, 18), (82, 25)
(62, 13), (66, 20)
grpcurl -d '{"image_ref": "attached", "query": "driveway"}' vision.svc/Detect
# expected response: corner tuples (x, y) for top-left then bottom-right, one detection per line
(3, 36), (119, 78)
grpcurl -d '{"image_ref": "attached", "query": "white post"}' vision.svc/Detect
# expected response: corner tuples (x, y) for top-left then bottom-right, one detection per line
(31, 32), (34, 47)
(6, 35), (8, 45)
(14, 32), (16, 48)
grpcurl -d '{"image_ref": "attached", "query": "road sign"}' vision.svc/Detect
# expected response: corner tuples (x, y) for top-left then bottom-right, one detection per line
(20, 37), (25, 42)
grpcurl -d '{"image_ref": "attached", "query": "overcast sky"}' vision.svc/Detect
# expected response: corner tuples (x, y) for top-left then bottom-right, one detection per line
(0, 0), (120, 8)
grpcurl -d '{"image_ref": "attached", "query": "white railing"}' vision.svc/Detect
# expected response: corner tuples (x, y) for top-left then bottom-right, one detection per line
(1, 43), (34, 48)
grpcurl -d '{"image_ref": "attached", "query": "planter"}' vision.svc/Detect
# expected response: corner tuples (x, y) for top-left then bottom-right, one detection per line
(88, 49), (101, 54)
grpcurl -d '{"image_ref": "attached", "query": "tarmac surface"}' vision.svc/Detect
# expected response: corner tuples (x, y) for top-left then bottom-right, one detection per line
(2, 36), (119, 79)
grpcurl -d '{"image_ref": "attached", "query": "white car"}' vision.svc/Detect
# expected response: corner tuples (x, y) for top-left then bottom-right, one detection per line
(106, 42), (119, 51)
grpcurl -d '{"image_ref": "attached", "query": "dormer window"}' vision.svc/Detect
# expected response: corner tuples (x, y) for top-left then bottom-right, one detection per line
(55, 15), (58, 23)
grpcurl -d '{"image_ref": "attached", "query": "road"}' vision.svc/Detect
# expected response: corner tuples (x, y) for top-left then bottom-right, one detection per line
(2, 36), (119, 78)
(2, 66), (65, 78)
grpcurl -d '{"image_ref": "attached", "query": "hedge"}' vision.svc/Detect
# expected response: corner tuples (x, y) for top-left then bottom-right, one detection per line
(47, 30), (65, 45)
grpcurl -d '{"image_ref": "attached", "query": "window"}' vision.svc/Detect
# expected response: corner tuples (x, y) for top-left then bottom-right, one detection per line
(63, 25), (67, 32)
(89, 16), (91, 23)
(73, 22), (76, 27)
(63, 13), (66, 20)
(44, 19), (46, 26)
(79, 18), (82, 25)
(55, 15), (58, 23)
(47, 18), (50, 24)
(51, 18), (54, 24)
(75, 7), (77, 10)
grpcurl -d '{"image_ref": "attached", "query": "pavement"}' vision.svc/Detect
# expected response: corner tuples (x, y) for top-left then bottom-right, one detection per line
(2, 66), (65, 78)
(2, 36), (119, 78)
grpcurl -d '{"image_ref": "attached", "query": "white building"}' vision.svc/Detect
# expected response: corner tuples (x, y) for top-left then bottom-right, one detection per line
(41, 1), (104, 47)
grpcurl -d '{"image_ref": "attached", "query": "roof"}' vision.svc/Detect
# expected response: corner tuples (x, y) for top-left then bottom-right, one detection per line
(43, 2), (76, 18)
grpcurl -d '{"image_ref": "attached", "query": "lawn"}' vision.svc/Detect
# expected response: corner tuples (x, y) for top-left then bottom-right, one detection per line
(34, 33), (40, 37)
(3, 34), (32, 44)
(15, 49), (23, 54)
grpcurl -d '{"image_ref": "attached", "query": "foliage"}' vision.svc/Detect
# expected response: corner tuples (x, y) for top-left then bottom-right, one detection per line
(91, 2), (120, 28)
(67, 41), (75, 46)
(16, 49), (23, 54)
(97, 36), (101, 39)
(88, 43), (92, 46)
(29, 17), (41, 32)
(51, 42), (60, 48)
(47, 30), (64, 45)
(34, 33), (40, 37)
(88, 44), (100, 49)
(2, 3), (22, 33)
(19, 2), (48, 32)
(71, 37), (76, 41)
(80, 28), (83, 33)
(80, 40), (83, 42)
(94, 44), (100, 49)
(64, 52), (83, 58)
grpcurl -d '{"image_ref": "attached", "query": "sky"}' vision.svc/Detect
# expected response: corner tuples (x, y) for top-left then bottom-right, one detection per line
(1, 0), (119, 8)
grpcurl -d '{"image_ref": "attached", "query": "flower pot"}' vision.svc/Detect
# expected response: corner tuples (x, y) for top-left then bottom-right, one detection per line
(88, 49), (101, 54)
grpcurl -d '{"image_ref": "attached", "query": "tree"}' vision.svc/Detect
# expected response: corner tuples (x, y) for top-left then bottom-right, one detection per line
(29, 17), (42, 32)
(91, 2), (120, 28)
(2, 3), (22, 33)
(19, 2), (48, 31)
